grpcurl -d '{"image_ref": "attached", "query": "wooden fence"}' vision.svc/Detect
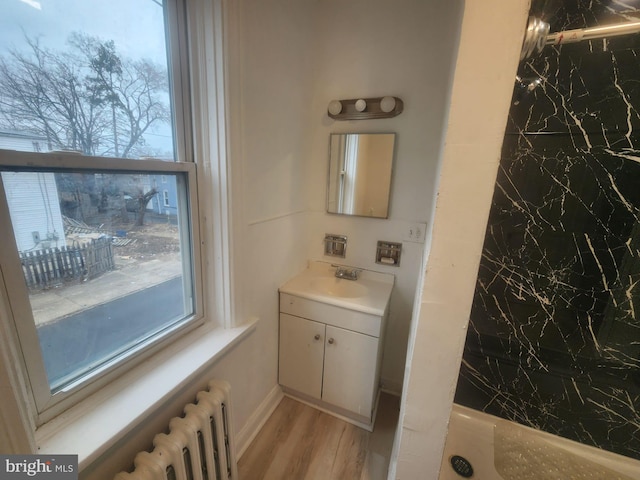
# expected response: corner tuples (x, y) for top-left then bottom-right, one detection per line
(20, 237), (115, 289)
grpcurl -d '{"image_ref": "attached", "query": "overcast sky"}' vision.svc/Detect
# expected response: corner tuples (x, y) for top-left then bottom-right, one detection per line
(0, 0), (173, 154)
(0, 0), (167, 64)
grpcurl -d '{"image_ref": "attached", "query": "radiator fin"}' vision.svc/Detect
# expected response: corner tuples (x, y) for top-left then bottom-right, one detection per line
(114, 379), (238, 480)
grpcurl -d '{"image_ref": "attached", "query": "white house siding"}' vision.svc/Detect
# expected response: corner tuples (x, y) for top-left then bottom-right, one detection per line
(0, 134), (48, 153)
(0, 131), (66, 252)
(2, 172), (66, 252)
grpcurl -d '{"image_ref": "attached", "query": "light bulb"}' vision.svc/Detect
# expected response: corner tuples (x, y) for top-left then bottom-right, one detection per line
(328, 100), (343, 116)
(355, 99), (367, 112)
(380, 96), (396, 113)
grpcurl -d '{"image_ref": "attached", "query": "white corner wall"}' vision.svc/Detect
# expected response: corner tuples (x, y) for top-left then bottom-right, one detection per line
(391, 0), (531, 478)
(305, 0), (465, 393)
(228, 0), (317, 446)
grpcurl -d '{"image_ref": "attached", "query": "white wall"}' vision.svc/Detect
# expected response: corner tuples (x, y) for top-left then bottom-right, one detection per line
(305, 0), (464, 392)
(232, 0), (464, 399)
(230, 0), (317, 433)
(391, 1), (531, 478)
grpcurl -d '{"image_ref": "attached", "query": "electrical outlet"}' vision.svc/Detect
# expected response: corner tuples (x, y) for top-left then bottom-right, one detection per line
(404, 223), (426, 243)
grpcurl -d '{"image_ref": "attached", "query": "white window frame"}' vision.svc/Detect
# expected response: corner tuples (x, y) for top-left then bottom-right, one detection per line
(0, 157), (204, 424)
(0, 0), (219, 426)
(163, 189), (171, 207)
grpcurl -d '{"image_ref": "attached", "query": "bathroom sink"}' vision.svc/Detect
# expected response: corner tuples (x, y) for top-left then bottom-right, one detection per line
(309, 277), (369, 298)
(279, 261), (394, 316)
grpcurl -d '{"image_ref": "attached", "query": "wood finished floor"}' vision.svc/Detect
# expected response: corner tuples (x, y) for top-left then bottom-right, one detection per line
(238, 393), (400, 480)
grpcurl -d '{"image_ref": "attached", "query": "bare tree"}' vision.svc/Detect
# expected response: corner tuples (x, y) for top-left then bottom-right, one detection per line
(0, 37), (107, 154)
(0, 33), (170, 159)
(84, 38), (123, 156)
(132, 188), (159, 226)
(116, 59), (170, 158)
(0, 34), (171, 226)
(74, 33), (170, 158)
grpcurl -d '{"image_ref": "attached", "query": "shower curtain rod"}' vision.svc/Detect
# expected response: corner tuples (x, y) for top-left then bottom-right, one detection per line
(521, 17), (640, 60)
(546, 21), (640, 46)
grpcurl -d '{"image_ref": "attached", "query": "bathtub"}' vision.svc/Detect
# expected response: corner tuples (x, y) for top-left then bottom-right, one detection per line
(439, 404), (640, 479)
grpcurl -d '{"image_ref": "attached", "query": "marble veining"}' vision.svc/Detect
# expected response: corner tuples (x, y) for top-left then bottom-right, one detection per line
(455, 0), (640, 461)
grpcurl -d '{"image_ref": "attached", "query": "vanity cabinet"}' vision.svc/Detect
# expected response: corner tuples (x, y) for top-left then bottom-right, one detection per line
(278, 292), (385, 427)
(278, 313), (324, 399)
(321, 323), (378, 416)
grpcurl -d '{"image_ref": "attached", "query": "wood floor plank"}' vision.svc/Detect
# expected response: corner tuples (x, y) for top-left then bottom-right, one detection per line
(263, 406), (322, 479)
(238, 397), (307, 479)
(330, 422), (368, 479)
(238, 393), (400, 480)
(304, 414), (348, 480)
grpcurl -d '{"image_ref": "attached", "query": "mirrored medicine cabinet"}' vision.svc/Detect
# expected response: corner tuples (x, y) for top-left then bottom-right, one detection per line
(327, 133), (395, 219)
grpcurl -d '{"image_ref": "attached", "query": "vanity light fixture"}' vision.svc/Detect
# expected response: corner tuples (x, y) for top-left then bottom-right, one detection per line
(327, 96), (403, 120)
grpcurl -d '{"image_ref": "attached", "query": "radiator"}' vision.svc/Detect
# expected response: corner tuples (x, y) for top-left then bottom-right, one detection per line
(114, 380), (238, 480)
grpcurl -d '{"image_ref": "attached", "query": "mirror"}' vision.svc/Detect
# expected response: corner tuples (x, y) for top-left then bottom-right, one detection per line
(327, 133), (395, 218)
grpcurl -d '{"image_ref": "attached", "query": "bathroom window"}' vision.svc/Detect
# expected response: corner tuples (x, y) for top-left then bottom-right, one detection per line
(0, 0), (206, 423)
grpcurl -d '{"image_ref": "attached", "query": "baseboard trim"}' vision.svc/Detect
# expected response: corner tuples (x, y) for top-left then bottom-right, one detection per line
(236, 384), (284, 459)
(380, 378), (403, 397)
(281, 389), (376, 432)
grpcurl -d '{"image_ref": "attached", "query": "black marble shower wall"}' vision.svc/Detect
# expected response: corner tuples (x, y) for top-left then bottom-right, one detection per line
(455, 0), (640, 460)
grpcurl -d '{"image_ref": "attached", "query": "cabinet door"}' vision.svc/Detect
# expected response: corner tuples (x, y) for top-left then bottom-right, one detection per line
(322, 325), (379, 418)
(279, 313), (325, 399)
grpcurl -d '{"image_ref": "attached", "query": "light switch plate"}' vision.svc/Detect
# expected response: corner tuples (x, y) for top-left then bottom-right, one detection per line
(404, 223), (426, 243)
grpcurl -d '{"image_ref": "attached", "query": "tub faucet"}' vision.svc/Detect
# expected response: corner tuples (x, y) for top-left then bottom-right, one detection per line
(334, 266), (361, 281)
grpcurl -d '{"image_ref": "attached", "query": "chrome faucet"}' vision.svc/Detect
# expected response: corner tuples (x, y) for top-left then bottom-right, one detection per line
(334, 266), (361, 281)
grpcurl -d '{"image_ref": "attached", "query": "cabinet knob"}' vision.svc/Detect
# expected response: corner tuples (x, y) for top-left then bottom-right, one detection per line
(327, 338), (335, 345)
(314, 334), (320, 340)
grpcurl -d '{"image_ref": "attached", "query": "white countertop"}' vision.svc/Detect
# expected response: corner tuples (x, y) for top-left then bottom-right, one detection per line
(279, 261), (394, 316)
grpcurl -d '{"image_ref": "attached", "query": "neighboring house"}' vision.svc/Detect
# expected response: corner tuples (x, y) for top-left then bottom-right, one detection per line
(150, 174), (178, 217)
(0, 129), (49, 153)
(0, 130), (66, 252)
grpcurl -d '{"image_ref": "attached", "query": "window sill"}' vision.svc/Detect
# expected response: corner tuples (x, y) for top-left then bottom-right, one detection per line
(35, 318), (258, 470)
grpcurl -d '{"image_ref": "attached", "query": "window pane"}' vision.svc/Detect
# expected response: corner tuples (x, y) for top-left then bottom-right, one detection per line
(2, 168), (193, 392)
(0, 0), (176, 160)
